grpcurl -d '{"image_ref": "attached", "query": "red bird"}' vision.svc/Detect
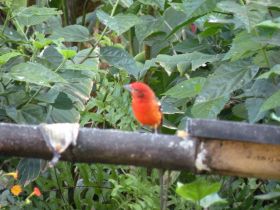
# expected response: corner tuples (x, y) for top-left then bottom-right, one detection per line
(125, 82), (167, 209)
(124, 82), (162, 129)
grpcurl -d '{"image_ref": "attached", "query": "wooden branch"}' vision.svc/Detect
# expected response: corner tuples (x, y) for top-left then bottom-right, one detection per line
(0, 121), (280, 179)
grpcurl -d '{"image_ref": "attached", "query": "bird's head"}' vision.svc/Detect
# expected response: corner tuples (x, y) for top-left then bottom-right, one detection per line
(124, 82), (155, 101)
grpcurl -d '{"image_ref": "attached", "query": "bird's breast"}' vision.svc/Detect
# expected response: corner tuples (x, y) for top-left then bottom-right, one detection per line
(131, 99), (162, 127)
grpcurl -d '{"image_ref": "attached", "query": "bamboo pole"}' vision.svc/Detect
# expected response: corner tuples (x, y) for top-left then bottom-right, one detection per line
(0, 121), (280, 179)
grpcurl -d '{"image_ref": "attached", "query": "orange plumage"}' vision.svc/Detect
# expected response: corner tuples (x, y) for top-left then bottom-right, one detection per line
(125, 82), (162, 128)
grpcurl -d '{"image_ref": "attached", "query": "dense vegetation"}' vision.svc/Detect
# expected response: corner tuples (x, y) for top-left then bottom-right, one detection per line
(0, 0), (280, 209)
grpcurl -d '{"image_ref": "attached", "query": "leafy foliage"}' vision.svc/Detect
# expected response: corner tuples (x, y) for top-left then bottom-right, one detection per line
(1, 0), (280, 209)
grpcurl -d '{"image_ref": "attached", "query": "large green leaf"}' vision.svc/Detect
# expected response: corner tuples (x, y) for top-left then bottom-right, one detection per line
(261, 89), (280, 111)
(100, 46), (140, 78)
(162, 7), (189, 35)
(200, 193), (227, 208)
(223, 31), (262, 61)
(166, 0), (218, 39)
(120, 0), (133, 8)
(217, 1), (267, 32)
(49, 25), (91, 42)
(49, 107), (80, 123)
(256, 17), (280, 29)
(96, 10), (140, 35)
(191, 95), (229, 119)
(193, 61), (259, 118)
(0, 52), (21, 65)
(245, 98), (266, 123)
(171, 0), (218, 19)
(14, 6), (62, 26)
(243, 79), (277, 98)
(255, 192), (280, 200)
(17, 158), (45, 186)
(150, 52), (222, 75)
(174, 39), (209, 53)
(135, 15), (164, 43)
(252, 0), (280, 8)
(6, 62), (66, 87)
(138, 0), (165, 9)
(176, 179), (221, 203)
(58, 70), (94, 110)
(163, 77), (206, 99)
(197, 61), (259, 101)
(6, 104), (45, 124)
(257, 64), (280, 79)
(41, 46), (64, 69)
(73, 48), (99, 68)
(253, 50), (280, 68)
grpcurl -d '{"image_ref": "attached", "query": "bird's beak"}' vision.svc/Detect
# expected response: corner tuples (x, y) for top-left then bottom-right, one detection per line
(123, 84), (132, 92)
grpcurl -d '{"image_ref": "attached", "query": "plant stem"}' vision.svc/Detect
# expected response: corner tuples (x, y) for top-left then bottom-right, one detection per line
(19, 87), (43, 109)
(1, 8), (10, 35)
(128, 28), (134, 56)
(79, 0), (121, 64)
(54, 59), (66, 72)
(53, 167), (68, 209)
(62, 0), (69, 26)
(81, 0), (90, 26)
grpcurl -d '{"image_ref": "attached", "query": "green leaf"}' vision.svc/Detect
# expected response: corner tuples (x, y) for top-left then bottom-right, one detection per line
(160, 97), (184, 114)
(245, 98), (266, 123)
(17, 158), (45, 186)
(197, 61), (259, 101)
(35, 86), (60, 103)
(0, 52), (21, 64)
(58, 49), (77, 59)
(163, 77), (206, 99)
(243, 79), (277, 98)
(174, 39), (209, 53)
(53, 92), (73, 109)
(100, 46), (140, 78)
(171, 0), (218, 19)
(257, 64), (280, 79)
(151, 52), (222, 75)
(217, 1), (267, 32)
(191, 95), (229, 119)
(193, 61), (258, 119)
(253, 50), (279, 68)
(162, 7), (189, 34)
(252, 0), (280, 8)
(59, 70), (94, 109)
(176, 179), (221, 203)
(138, 0), (165, 9)
(50, 25), (91, 42)
(255, 192), (280, 200)
(14, 6), (62, 26)
(42, 46), (64, 69)
(261, 89), (280, 111)
(9, 0), (27, 10)
(73, 48), (99, 69)
(232, 103), (248, 120)
(96, 10), (140, 35)
(256, 17), (280, 29)
(6, 104), (45, 124)
(200, 193), (227, 208)
(271, 113), (280, 122)
(6, 62), (66, 87)
(223, 31), (261, 61)
(49, 107), (80, 123)
(135, 15), (164, 43)
(120, 0), (133, 8)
